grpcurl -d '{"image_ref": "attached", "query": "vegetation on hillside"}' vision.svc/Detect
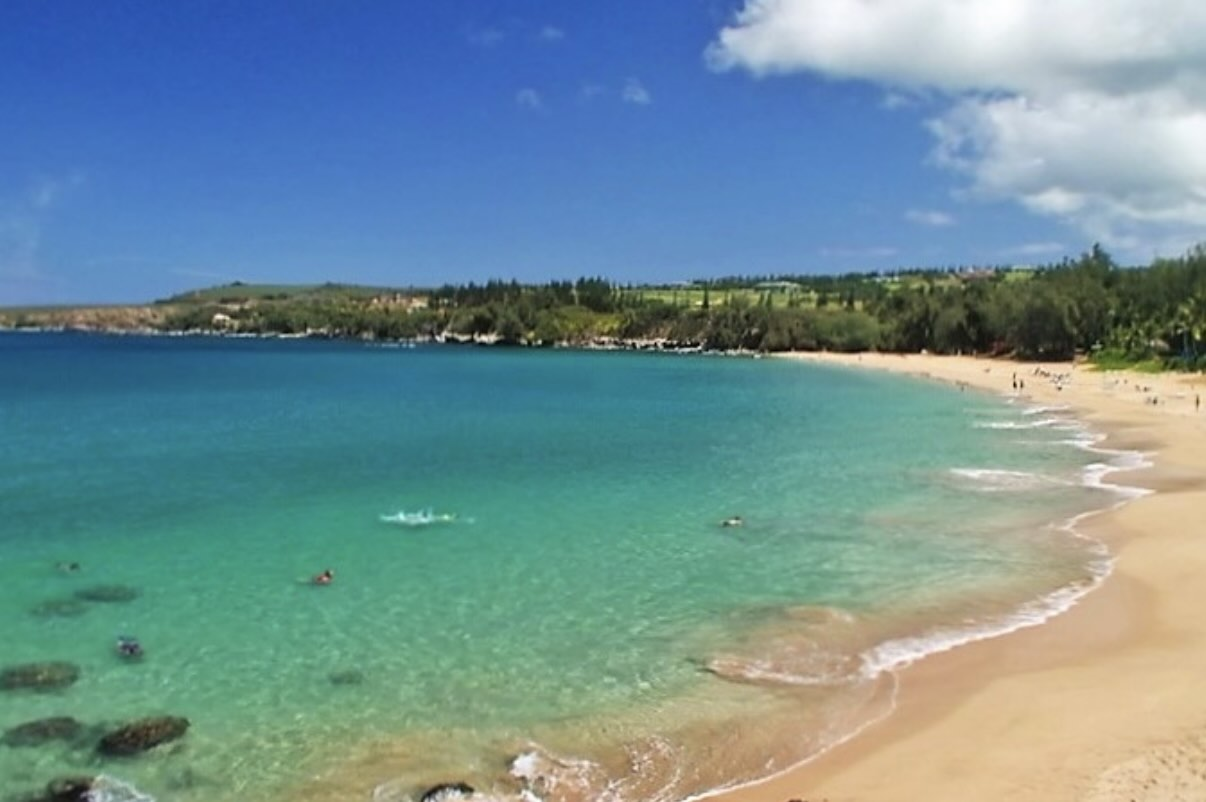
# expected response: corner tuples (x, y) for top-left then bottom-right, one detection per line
(3, 246), (1204, 369)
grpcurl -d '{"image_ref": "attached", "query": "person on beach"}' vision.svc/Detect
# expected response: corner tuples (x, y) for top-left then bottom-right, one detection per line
(312, 569), (334, 585)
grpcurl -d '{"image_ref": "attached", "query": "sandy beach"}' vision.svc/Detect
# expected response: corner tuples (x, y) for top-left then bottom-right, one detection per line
(711, 353), (1206, 802)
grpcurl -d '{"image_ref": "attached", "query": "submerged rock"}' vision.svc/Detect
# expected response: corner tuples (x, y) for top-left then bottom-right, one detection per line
(29, 598), (90, 618)
(0, 662), (80, 692)
(37, 775), (95, 802)
(327, 669), (365, 686)
(74, 584), (140, 603)
(2, 716), (84, 747)
(97, 715), (189, 756)
(419, 782), (475, 802)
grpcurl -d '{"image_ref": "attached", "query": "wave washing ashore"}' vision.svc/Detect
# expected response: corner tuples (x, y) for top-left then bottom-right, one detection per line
(0, 334), (1166, 802)
(711, 353), (1206, 802)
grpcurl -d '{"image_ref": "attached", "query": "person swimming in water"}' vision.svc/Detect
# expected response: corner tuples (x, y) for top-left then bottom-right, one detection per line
(313, 569), (334, 585)
(720, 516), (744, 528)
(116, 635), (143, 659)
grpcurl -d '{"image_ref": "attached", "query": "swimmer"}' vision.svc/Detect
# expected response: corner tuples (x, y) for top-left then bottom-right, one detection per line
(55, 561), (81, 573)
(720, 516), (744, 528)
(116, 635), (143, 659)
(313, 569), (334, 585)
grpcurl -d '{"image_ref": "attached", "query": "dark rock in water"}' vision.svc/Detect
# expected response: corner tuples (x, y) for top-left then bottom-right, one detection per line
(38, 775), (94, 802)
(419, 782), (475, 802)
(74, 584), (140, 603)
(0, 662), (80, 692)
(327, 669), (365, 686)
(97, 715), (189, 756)
(2, 716), (84, 747)
(29, 598), (90, 618)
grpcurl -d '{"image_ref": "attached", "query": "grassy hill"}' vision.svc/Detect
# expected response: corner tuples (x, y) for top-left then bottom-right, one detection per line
(158, 281), (419, 305)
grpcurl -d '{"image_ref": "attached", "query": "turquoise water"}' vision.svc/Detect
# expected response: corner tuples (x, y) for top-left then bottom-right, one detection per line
(0, 334), (1125, 801)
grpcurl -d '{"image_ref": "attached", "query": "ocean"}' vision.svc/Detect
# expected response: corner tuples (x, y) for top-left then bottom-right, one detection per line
(0, 333), (1141, 802)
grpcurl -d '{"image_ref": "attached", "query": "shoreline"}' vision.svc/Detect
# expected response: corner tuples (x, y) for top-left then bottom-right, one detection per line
(711, 352), (1206, 802)
(0, 324), (751, 356)
(288, 352), (1174, 802)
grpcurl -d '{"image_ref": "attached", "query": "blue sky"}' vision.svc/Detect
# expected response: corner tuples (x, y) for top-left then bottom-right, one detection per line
(3, 0), (1196, 305)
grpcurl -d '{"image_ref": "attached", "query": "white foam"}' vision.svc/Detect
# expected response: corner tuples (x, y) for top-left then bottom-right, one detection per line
(974, 418), (1080, 431)
(379, 509), (462, 527)
(880, 417), (1151, 675)
(1023, 404), (1072, 415)
(949, 467), (1067, 492)
(86, 776), (156, 802)
(859, 573), (1105, 677)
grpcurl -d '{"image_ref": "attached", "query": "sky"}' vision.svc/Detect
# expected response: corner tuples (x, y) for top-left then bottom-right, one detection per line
(3, 0), (1205, 304)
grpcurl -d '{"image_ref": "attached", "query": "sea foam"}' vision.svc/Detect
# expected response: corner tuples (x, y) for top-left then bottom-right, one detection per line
(864, 421), (1150, 677)
(379, 509), (462, 527)
(86, 776), (156, 802)
(948, 467), (1068, 492)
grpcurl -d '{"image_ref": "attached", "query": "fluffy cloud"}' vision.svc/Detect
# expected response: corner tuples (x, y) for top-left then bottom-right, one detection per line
(622, 78), (652, 105)
(709, 0), (1206, 254)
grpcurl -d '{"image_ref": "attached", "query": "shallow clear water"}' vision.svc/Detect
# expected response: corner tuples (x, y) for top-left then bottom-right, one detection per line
(0, 334), (1124, 801)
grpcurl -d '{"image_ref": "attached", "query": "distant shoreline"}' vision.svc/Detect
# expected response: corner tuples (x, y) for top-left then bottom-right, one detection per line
(0, 324), (768, 357)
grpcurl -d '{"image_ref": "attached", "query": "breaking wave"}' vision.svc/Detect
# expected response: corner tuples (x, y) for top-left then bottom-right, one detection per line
(86, 776), (156, 802)
(379, 509), (466, 527)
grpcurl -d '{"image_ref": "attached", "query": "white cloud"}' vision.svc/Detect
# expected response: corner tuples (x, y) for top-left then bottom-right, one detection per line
(516, 88), (544, 110)
(622, 78), (652, 105)
(708, 0), (1206, 256)
(905, 208), (955, 227)
(538, 25), (565, 42)
(881, 91), (916, 111)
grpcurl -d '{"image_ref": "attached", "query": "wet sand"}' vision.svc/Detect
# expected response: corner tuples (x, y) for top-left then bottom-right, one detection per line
(714, 353), (1206, 802)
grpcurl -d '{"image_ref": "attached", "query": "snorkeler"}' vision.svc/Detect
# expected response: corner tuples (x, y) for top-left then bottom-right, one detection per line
(116, 635), (143, 659)
(313, 569), (334, 585)
(720, 516), (744, 528)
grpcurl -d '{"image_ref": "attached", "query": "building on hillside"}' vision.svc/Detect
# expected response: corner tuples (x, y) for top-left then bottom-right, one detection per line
(753, 281), (803, 293)
(369, 294), (429, 312)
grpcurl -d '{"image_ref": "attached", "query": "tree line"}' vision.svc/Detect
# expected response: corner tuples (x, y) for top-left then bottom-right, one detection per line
(143, 244), (1206, 368)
